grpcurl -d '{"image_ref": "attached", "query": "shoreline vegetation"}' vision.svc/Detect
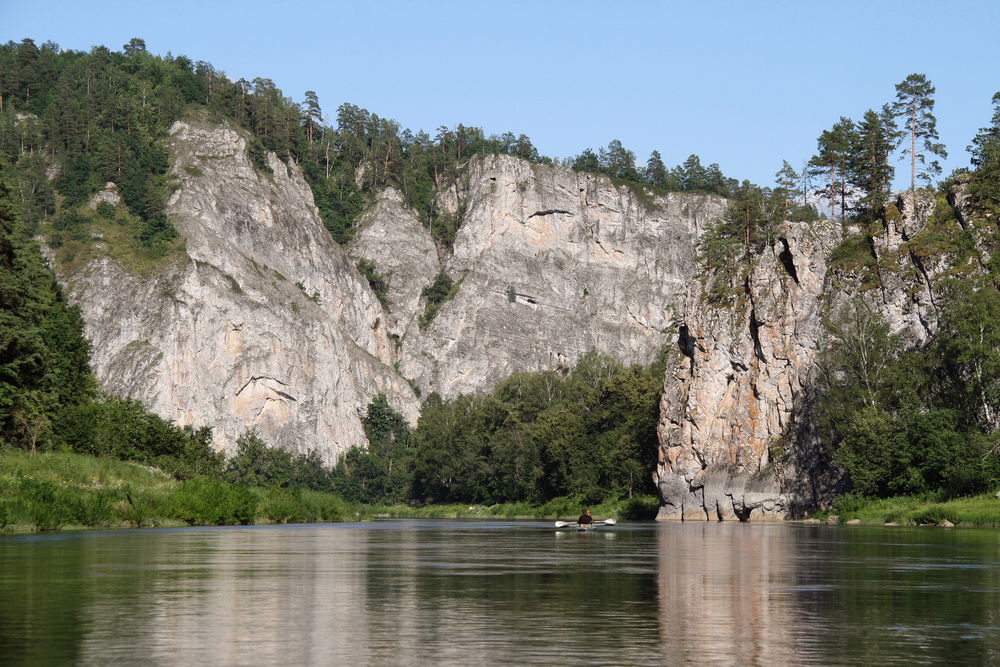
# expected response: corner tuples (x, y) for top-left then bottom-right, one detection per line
(0, 450), (661, 533)
(4, 451), (1000, 533)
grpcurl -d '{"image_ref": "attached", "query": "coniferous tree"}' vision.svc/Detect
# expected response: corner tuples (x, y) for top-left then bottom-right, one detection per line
(645, 150), (667, 189)
(0, 167), (96, 450)
(809, 117), (856, 220)
(598, 139), (640, 181)
(570, 148), (600, 174)
(774, 160), (801, 219)
(302, 90), (322, 143)
(848, 106), (898, 222)
(968, 91), (1000, 211)
(677, 154), (709, 193)
(892, 73), (947, 192)
(698, 181), (782, 298)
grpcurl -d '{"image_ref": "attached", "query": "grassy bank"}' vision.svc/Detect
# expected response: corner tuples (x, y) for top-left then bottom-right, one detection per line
(0, 451), (366, 532)
(815, 492), (1000, 527)
(0, 451), (658, 533)
(373, 495), (661, 522)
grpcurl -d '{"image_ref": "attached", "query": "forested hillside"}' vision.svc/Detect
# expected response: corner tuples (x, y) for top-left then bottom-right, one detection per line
(0, 37), (739, 252)
(4, 35), (1000, 517)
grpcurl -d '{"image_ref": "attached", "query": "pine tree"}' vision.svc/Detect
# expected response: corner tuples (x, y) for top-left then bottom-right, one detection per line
(645, 150), (667, 189)
(848, 106), (898, 221)
(598, 139), (639, 181)
(302, 90), (322, 143)
(809, 117), (856, 220)
(774, 160), (801, 219)
(967, 91), (1000, 211)
(892, 73), (947, 192)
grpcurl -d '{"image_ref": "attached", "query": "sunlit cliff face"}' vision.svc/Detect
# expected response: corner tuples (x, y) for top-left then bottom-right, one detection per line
(656, 190), (961, 521)
(62, 125), (726, 467)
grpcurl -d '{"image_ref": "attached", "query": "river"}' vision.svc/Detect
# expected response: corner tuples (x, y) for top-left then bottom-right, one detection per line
(2, 520), (999, 665)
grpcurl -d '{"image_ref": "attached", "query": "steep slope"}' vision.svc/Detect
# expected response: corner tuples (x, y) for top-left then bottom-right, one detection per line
(63, 120), (726, 464)
(655, 192), (972, 520)
(351, 154), (727, 399)
(60, 118), (419, 462)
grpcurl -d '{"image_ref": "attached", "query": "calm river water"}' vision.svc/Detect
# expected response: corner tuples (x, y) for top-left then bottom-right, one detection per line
(2, 520), (1000, 665)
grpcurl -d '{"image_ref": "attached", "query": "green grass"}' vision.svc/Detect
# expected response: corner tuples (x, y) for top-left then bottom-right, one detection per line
(813, 492), (1000, 527)
(47, 207), (187, 278)
(0, 451), (367, 532)
(373, 495), (660, 522)
(0, 451), (657, 532)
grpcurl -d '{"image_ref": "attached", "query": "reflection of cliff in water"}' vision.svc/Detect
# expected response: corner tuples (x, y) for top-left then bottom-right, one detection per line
(76, 526), (376, 665)
(9, 522), (1000, 665)
(657, 523), (803, 666)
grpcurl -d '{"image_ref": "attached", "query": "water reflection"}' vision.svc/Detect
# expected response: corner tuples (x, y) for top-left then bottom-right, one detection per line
(3, 522), (1000, 665)
(656, 523), (802, 666)
(73, 527), (372, 665)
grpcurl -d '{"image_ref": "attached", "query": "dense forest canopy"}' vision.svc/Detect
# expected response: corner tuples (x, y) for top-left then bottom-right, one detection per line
(4, 36), (1000, 508)
(0, 37), (743, 254)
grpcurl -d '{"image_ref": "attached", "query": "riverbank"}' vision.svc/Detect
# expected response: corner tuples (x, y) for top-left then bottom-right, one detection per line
(372, 495), (661, 522)
(0, 451), (364, 532)
(0, 450), (661, 532)
(7, 451), (1000, 532)
(812, 492), (1000, 527)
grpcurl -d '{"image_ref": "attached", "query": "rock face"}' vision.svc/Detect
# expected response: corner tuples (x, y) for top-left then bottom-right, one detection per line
(655, 191), (970, 520)
(62, 123), (725, 465)
(348, 188), (439, 343)
(62, 119), (418, 462)
(656, 220), (843, 520)
(352, 154), (727, 399)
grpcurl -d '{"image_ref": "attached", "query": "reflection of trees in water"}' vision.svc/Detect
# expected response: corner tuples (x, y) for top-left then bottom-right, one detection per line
(10, 523), (1000, 665)
(808, 526), (1000, 665)
(657, 523), (1000, 665)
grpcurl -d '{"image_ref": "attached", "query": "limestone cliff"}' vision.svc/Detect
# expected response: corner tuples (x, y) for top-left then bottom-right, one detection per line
(62, 122), (725, 464)
(351, 154), (727, 399)
(62, 118), (419, 462)
(655, 190), (973, 520)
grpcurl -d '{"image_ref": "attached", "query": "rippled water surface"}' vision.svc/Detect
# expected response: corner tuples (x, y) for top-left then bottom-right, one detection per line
(3, 520), (1000, 665)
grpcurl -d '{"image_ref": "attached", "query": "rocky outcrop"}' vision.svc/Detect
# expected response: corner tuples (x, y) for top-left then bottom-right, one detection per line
(62, 124), (726, 464)
(357, 155), (727, 399)
(657, 220), (842, 520)
(347, 188), (439, 342)
(655, 191), (972, 521)
(62, 118), (419, 462)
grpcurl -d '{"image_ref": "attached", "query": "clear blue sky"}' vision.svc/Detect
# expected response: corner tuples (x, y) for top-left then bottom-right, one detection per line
(4, 0), (999, 190)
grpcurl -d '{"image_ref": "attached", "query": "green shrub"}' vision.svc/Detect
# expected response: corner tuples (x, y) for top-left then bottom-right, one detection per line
(172, 478), (257, 525)
(356, 258), (390, 308)
(96, 202), (116, 219)
(16, 478), (73, 531)
(73, 488), (119, 527)
(261, 487), (307, 523)
(419, 272), (460, 328)
(833, 492), (874, 515)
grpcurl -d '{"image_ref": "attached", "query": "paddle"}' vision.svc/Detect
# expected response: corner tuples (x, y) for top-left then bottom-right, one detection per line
(554, 518), (617, 528)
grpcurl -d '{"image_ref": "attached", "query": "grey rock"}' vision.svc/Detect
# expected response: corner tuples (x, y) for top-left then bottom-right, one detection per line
(383, 155), (727, 399)
(60, 118), (418, 462)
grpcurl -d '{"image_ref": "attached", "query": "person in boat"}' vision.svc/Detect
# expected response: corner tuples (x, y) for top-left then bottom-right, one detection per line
(577, 509), (594, 526)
